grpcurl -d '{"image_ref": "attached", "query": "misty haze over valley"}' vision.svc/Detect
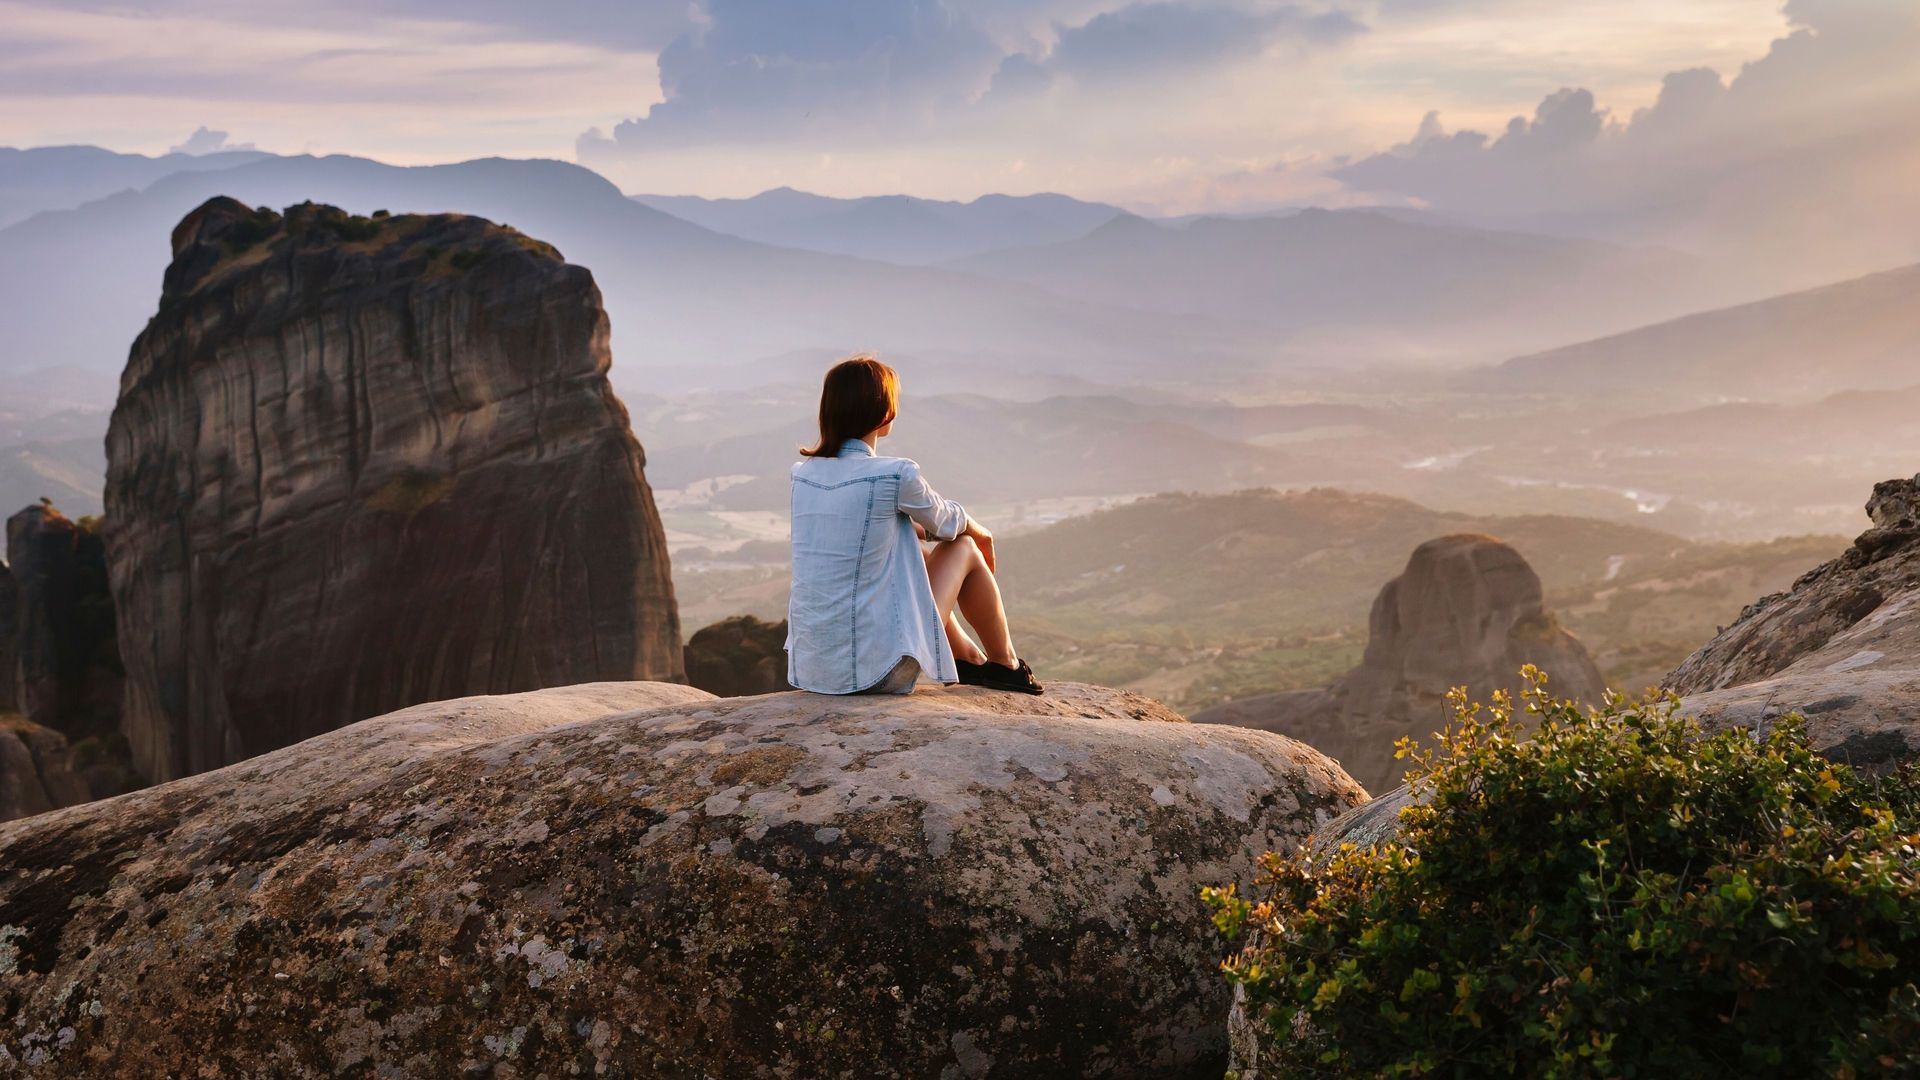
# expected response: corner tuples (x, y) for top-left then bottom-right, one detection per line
(3, 139), (1913, 715)
(2, 0), (1917, 719)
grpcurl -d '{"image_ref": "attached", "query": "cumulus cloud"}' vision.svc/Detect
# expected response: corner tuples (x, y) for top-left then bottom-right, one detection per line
(582, 0), (1366, 154)
(1330, 0), (1920, 276)
(993, 2), (1364, 92)
(168, 126), (254, 155)
(582, 0), (1005, 152)
(40, 0), (691, 51)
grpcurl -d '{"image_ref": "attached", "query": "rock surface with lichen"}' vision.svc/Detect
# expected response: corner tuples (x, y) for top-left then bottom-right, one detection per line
(1665, 473), (1920, 770)
(0, 679), (1362, 1076)
(104, 197), (682, 786)
(1193, 534), (1605, 793)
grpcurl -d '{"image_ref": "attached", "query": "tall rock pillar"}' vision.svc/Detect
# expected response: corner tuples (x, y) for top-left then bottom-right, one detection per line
(107, 198), (682, 783)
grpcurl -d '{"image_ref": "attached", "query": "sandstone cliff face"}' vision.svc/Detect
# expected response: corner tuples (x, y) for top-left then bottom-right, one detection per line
(1193, 534), (1606, 794)
(105, 198), (681, 784)
(683, 613), (793, 696)
(1665, 474), (1920, 769)
(0, 680), (1362, 1077)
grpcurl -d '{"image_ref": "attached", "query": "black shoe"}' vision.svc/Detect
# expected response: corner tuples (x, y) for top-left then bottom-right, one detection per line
(957, 657), (1044, 695)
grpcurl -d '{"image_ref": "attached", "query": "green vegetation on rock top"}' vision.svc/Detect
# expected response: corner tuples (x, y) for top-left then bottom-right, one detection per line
(1208, 671), (1920, 1077)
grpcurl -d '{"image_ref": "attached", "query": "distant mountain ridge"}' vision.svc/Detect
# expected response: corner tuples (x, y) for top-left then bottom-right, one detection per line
(1491, 261), (1920, 403)
(948, 207), (1756, 361)
(0, 144), (274, 228)
(630, 187), (1123, 264)
(0, 154), (1223, 382)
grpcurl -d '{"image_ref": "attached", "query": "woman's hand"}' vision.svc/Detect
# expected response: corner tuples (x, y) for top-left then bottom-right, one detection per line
(966, 518), (996, 573)
(912, 520), (929, 541)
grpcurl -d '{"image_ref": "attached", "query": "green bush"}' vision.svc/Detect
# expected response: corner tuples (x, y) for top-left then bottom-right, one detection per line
(1205, 669), (1920, 1078)
(220, 206), (282, 253)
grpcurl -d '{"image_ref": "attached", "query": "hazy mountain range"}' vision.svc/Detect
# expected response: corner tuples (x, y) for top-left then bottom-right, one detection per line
(949, 210), (1757, 362)
(0, 144), (1824, 390)
(631, 187), (1122, 264)
(0, 153), (1213, 386)
(1, 140), (1909, 549)
(1494, 261), (1920, 402)
(0, 145), (273, 229)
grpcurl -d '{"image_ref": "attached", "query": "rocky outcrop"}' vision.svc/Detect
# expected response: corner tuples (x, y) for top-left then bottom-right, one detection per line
(684, 613), (793, 696)
(1193, 534), (1606, 793)
(0, 680), (1362, 1077)
(1665, 473), (1920, 770)
(2, 503), (122, 749)
(0, 503), (133, 815)
(105, 198), (682, 785)
(0, 560), (16, 713)
(0, 716), (91, 822)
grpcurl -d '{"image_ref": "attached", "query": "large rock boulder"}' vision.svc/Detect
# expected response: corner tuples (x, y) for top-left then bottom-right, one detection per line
(0, 681), (1362, 1077)
(1665, 473), (1920, 769)
(684, 613), (793, 696)
(105, 198), (682, 785)
(1193, 534), (1606, 793)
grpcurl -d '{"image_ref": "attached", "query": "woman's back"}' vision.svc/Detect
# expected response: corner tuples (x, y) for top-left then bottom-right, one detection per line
(787, 438), (966, 693)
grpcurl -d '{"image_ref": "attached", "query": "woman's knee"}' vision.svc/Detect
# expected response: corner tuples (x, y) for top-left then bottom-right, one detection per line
(933, 533), (979, 560)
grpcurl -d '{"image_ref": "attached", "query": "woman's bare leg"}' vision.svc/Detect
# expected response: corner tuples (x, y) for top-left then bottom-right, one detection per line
(943, 610), (986, 665)
(925, 546), (989, 664)
(926, 536), (1018, 667)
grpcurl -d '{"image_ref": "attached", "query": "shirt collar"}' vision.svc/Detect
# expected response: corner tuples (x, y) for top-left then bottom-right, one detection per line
(839, 438), (876, 457)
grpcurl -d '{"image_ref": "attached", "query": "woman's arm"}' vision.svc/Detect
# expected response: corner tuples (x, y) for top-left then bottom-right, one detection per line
(898, 460), (967, 541)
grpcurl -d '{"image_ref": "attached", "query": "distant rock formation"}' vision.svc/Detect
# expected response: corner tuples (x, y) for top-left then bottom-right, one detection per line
(0, 716), (90, 822)
(683, 614), (792, 696)
(4, 503), (120, 732)
(1666, 473), (1920, 770)
(0, 680), (1363, 1076)
(1193, 534), (1606, 793)
(0, 503), (132, 818)
(0, 559), (16, 713)
(105, 197), (682, 785)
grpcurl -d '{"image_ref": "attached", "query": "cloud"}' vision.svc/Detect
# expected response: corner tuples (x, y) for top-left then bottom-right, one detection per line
(168, 126), (254, 155)
(582, 0), (1366, 154)
(1328, 0), (1920, 275)
(37, 0), (692, 52)
(0, 0), (665, 164)
(997, 2), (1365, 91)
(582, 0), (1005, 152)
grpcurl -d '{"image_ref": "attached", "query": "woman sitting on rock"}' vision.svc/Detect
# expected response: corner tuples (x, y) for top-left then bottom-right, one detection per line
(787, 355), (1042, 696)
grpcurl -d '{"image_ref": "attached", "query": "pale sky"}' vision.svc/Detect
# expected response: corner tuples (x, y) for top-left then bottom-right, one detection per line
(2, 0), (1914, 246)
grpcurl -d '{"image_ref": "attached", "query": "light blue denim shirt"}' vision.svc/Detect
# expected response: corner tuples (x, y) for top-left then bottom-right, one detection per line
(787, 438), (968, 693)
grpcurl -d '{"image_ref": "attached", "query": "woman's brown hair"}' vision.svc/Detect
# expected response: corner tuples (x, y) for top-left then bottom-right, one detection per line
(800, 355), (899, 457)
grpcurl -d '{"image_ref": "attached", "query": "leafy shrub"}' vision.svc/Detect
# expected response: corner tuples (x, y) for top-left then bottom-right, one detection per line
(1205, 668), (1920, 1078)
(287, 203), (382, 244)
(220, 207), (282, 253)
